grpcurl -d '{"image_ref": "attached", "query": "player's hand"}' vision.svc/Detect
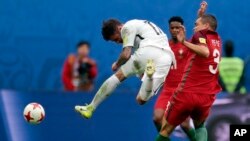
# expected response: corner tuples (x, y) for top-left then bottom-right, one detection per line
(82, 58), (96, 66)
(177, 25), (186, 44)
(112, 62), (119, 71)
(198, 1), (208, 17)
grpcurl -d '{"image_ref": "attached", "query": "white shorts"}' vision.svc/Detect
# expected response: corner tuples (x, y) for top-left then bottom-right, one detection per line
(121, 46), (175, 94)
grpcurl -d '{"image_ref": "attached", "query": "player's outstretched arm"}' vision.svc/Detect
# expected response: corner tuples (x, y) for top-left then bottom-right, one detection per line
(177, 26), (209, 58)
(197, 1), (208, 17)
(112, 46), (132, 71)
(182, 40), (209, 58)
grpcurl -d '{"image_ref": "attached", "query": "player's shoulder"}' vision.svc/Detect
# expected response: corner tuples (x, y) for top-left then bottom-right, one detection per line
(234, 57), (244, 63)
(121, 20), (142, 34)
(193, 29), (207, 38)
(191, 29), (210, 43)
(67, 54), (76, 64)
(123, 19), (145, 28)
(194, 29), (219, 37)
(124, 19), (142, 24)
(169, 40), (185, 46)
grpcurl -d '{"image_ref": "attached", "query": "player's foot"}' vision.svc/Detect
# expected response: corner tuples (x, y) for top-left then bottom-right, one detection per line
(146, 59), (155, 78)
(75, 104), (94, 119)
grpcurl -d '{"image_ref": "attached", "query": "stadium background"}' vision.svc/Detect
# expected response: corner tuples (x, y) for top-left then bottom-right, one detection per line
(0, 0), (249, 141)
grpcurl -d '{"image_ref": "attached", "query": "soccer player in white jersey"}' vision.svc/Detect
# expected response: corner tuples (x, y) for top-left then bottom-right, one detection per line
(75, 19), (176, 119)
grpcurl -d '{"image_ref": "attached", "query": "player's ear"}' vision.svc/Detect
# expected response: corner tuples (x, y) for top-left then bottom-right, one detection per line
(205, 23), (210, 29)
(117, 25), (123, 31)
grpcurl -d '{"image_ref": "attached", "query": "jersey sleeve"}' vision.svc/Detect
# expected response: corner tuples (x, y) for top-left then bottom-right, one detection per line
(62, 55), (75, 91)
(121, 24), (137, 48)
(191, 31), (207, 46)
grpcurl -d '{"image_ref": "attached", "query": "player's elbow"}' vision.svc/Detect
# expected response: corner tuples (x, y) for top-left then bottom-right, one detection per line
(136, 97), (147, 105)
(122, 46), (132, 60)
(201, 49), (210, 58)
(137, 100), (146, 105)
(204, 51), (210, 58)
(124, 54), (131, 60)
(124, 50), (132, 60)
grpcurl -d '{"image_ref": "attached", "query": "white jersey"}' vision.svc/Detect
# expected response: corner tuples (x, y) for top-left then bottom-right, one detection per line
(121, 19), (171, 51)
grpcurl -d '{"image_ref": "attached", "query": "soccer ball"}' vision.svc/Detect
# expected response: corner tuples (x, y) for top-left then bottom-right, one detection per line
(23, 103), (45, 124)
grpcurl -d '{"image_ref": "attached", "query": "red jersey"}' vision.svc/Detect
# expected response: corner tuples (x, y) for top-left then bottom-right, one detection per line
(178, 29), (222, 94)
(162, 40), (189, 92)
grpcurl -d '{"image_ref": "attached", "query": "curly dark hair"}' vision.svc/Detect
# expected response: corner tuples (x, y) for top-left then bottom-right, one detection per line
(168, 16), (184, 25)
(101, 19), (122, 41)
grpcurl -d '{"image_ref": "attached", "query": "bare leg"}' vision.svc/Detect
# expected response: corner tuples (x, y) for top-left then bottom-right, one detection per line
(153, 109), (165, 132)
(181, 117), (196, 141)
(155, 117), (176, 141)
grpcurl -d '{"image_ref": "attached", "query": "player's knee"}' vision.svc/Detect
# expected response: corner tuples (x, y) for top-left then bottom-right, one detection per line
(153, 115), (162, 124)
(136, 99), (146, 105)
(180, 118), (192, 130)
(115, 69), (126, 82)
(181, 122), (191, 131)
(153, 110), (164, 124)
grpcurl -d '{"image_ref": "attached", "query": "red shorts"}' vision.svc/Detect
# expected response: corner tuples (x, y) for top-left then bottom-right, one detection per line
(154, 89), (174, 110)
(164, 91), (216, 126)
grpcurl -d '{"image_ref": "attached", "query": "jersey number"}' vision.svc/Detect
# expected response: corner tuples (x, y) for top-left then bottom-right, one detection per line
(145, 21), (162, 35)
(209, 49), (220, 74)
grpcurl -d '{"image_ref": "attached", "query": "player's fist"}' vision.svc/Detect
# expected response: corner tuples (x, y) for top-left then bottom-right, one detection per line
(112, 62), (118, 71)
(198, 1), (208, 17)
(82, 58), (94, 65)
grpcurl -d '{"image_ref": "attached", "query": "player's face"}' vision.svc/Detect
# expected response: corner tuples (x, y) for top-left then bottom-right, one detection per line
(77, 45), (89, 58)
(110, 31), (123, 44)
(169, 21), (182, 39)
(193, 18), (208, 33)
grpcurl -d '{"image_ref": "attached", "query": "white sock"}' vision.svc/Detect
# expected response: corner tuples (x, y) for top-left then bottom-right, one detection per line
(90, 75), (120, 109)
(138, 77), (154, 101)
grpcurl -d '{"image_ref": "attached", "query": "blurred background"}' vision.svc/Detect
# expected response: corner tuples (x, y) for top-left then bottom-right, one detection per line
(0, 0), (250, 141)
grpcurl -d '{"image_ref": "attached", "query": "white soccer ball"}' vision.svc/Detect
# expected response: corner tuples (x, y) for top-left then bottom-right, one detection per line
(23, 102), (45, 124)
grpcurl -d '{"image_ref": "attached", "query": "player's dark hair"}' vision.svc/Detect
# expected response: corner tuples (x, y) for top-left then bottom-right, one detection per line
(77, 41), (90, 49)
(200, 14), (217, 31)
(224, 40), (234, 57)
(102, 19), (122, 41)
(168, 16), (184, 25)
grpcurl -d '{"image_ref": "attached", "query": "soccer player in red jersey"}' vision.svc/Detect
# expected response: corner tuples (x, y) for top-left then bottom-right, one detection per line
(153, 16), (195, 140)
(156, 13), (222, 141)
(154, 2), (208, 140)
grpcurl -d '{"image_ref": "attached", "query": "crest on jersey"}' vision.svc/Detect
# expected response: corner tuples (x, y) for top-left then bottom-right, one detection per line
(178, 48), (184, 59)
(179, 48), (183, 55)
